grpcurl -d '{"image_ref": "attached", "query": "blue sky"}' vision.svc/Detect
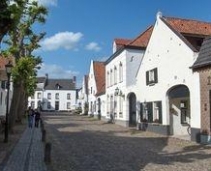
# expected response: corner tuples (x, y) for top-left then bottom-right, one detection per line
(35, 0), (211, 86)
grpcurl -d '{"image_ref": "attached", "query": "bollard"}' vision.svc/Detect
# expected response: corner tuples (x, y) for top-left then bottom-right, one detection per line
(42, 129), (46, 142)
(44, 142), (51, 163)
(40, 119), (44, 130)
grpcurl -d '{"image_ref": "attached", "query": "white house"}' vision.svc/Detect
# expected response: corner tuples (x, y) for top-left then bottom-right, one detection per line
(105, 27), (153, 127)
(136, 12), (211, 142)
(28, 75), (77, 111)
(77, 75), (89, 114)
(88, 60), (106, 119)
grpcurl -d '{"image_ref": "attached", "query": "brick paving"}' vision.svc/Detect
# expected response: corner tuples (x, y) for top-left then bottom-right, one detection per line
(2, 126), (47, 171)
(43, 113), (211, 171)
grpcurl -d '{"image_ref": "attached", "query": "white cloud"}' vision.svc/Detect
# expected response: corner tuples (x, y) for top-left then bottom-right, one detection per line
(40, 32), (83, 51)
(97, 56), (109, 62)
(37, 63), (79, 79)
(85, 42), (101, 52)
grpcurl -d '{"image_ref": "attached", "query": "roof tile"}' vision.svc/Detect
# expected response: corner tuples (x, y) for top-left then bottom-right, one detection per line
(164, 17), (211, 36)
(93, 61), (105, 96)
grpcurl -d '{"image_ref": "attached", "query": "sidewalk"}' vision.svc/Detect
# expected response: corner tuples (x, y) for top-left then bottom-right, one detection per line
(2, 126), (47, 171)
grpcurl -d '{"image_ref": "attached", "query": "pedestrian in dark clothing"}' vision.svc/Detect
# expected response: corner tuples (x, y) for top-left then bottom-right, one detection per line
(34, 109), (41, 128)
(28, 107), (34, 128)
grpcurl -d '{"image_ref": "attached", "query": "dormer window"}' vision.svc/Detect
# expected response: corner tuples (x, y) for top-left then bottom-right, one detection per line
(55, 83), (62, 90)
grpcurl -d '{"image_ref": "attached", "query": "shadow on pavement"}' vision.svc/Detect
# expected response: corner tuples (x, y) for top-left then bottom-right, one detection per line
(42, 113), (211, 171)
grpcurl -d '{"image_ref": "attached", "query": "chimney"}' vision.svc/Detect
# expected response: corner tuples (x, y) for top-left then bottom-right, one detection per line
(73, 76), (76, 83)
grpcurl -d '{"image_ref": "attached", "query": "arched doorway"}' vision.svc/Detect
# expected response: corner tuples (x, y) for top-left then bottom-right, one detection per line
(167, 85), (190, 136)
(128, 93), (137, 126)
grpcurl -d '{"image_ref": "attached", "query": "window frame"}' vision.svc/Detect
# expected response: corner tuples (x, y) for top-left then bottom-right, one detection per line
(146, 68), (158, 86)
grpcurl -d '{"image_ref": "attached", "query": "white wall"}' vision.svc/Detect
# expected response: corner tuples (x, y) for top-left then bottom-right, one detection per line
(42, 90), (76, 111)
(136, 15), (201, 129)
(88, 60), (97, 115)
(106, 48), (144, 123)
(0, 82), (13, 116)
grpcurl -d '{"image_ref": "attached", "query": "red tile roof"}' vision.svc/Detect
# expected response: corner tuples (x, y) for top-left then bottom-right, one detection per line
(114, 38), (131, 51)
(0, 56), (15, 80)
(0, 56), (15, 70)
(114, 38), (131, 46)
(93, 61), (105, 96)
(164, 17), (211, 36)
(127, 25), (153, 48)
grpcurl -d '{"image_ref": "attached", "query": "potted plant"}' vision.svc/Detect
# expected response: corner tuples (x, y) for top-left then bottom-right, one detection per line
(200, 129), (211, 144)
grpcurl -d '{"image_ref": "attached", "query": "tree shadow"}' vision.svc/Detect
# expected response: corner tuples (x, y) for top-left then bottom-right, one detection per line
(43, 114), (211, 171)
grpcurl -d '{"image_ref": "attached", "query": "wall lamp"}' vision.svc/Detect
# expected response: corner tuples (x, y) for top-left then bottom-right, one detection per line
(114, 87), (125, 98)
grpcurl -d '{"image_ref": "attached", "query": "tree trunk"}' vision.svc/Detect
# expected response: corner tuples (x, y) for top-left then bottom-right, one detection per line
(9, 84), (21, 131)
(17, 83), (26, 123)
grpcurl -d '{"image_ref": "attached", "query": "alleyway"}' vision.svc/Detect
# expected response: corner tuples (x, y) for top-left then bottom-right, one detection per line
(43, 113), (211, 171)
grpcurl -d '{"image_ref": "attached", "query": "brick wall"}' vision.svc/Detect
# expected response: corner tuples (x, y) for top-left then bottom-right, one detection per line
(199, 68), (211, 132)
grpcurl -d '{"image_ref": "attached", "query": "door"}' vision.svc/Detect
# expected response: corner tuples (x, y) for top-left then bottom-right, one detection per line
(55, 101), (59, 110)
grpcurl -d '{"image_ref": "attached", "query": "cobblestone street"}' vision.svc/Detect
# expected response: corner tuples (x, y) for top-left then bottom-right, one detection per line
(43, 113), (211, 171)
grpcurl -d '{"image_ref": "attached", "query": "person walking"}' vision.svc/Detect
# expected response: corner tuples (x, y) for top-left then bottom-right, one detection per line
(28, 107), (34, 128)
(34, 109), (41, 128)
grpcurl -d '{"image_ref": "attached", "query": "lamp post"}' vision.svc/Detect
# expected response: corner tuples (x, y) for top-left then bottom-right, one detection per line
(4, 62), (13, 143)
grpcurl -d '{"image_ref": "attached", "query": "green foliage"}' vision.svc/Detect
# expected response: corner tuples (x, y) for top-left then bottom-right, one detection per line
(12, 56), (42, 96)
(1, 0), (48, 97)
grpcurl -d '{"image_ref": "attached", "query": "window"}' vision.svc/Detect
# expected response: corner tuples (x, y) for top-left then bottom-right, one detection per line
(119, 62), (123, 82)
(37, 92), (41, 99)
(153, 101), (162, 123)
(110, 69), (113, 86)
(107, 72), (110, 87)
(67, 93), (71, 100)
(47, 93), (51, 99)
(94, 101), (96, 112)
(67, 102), (71, 109)
(114, 95), (117, 116)
(47, 102), (51, 109)
(91, 87), (92, 94)
(107, 96), (110, 117)
(140, 101), (162, 123)
(119, 96), (123, 118)
(55, 93), (59, 100)
(146, 68), (158, 85)
(180, 100), (188, 124)
(114, 66), (117, 84)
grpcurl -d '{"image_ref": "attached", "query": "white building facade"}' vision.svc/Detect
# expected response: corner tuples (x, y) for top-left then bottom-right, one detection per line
(105, 29), (152, 126)
(28, 77), (77, 111)
(136, 12), (211, 141)
(88, 60), (106, 119)
(77, 75), (89, 114)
